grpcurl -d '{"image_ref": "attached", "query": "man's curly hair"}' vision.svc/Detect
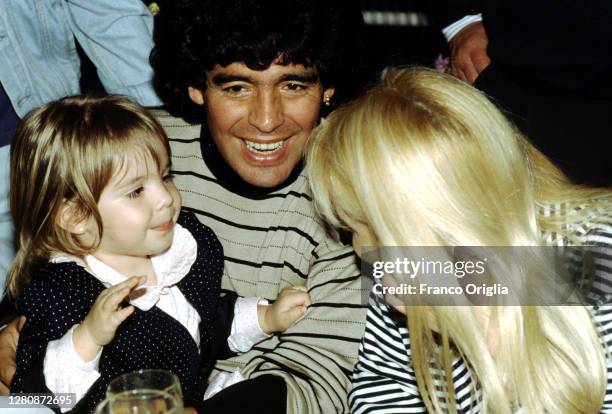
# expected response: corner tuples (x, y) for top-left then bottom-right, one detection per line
(150, 0), (362, 122)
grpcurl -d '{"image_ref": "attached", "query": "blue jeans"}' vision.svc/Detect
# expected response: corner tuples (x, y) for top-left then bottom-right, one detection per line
(0, 145), (14, 298)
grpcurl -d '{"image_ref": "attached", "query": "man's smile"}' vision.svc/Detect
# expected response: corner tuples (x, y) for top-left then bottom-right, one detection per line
(243, 138), (287, 154)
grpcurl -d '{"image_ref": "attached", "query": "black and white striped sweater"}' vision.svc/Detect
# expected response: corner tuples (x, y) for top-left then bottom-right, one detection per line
(155, 110), (368, 414)
(350, 200), (612, 413)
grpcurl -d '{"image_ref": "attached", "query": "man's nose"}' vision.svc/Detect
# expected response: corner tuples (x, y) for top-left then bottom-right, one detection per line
(248, 90), (284, 133)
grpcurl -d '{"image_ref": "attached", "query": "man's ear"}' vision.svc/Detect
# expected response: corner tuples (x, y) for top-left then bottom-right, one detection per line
(323, 87), (335, 101)
(187, 86), (205, 106)
(57, 200), (89, 235)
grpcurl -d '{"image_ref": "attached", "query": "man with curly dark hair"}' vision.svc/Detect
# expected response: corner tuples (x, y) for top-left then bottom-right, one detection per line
(0, 1), (366, 412)
(148, 1), (366, 413)
(151, 0), (361, 121)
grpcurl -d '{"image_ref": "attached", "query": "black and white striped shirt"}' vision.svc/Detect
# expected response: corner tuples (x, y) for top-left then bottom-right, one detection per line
(350, 201), (612, 413)
(155, 111), (368, 414)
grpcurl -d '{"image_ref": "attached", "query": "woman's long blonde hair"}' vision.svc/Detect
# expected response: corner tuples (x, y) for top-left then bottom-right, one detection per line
(7, 95), (170, 300)
(306, 67), (610, 413)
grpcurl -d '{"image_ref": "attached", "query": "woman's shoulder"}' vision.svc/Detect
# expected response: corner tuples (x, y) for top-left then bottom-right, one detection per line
(364, 292), (411, 352)
(574, 197), (612, 244)
(588, 303), (612, 351)
(554, 197), (612, 306)
(541, 196), (612, 245)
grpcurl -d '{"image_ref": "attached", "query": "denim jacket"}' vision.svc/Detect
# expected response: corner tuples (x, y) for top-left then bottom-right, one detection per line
(0, 0), (162, 119)
(0, 1), (162, 298)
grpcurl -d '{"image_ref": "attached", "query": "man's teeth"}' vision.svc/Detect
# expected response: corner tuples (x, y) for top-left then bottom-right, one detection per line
(245, 140), (285, 152)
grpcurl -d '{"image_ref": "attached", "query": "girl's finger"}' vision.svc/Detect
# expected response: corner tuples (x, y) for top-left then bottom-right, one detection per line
(100, 276), (145, 311)
(286, 306), (307, 324)
(102, 276), (144, 299)
(278, 286), (307, 298)
(111, 276), (145, 292)
(283, 292), (311, 308)
(115, 305), (135, 323)
(103, 287), (132, 312)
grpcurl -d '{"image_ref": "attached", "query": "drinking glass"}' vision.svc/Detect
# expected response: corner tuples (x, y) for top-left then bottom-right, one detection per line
(96, 389), (179, 414)
(107, 369), (183, 411)
(95, 398), (112, 414)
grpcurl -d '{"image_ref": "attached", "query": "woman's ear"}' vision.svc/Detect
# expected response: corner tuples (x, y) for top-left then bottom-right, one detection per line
(187, 86), (205, 106)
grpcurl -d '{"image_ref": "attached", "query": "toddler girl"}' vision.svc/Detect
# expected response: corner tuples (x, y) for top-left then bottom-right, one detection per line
(7, 96), (310, 412)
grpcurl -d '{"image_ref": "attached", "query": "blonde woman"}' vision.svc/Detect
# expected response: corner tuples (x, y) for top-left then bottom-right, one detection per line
(306, 67), (612, 413)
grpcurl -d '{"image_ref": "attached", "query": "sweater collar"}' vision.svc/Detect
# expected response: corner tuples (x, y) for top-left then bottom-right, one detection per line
(50, 223), (197, 311)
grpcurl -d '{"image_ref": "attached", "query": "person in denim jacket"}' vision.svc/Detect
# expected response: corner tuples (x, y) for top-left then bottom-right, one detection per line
(0, 0), (162, 299)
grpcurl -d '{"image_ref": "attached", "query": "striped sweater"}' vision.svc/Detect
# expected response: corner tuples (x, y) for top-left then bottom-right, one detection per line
(154, 110), (367, 413)
(350, 200), (612, 413)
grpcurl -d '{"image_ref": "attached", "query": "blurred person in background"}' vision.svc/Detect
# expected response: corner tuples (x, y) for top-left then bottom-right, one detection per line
(0, 0), (162, 301)
(428, 1), (612, 187)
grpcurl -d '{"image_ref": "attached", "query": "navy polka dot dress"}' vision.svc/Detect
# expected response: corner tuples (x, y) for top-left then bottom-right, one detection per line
(11, 212), (231, 413)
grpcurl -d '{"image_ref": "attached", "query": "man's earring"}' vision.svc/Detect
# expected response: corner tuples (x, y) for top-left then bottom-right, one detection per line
(323, 94), (331, 107)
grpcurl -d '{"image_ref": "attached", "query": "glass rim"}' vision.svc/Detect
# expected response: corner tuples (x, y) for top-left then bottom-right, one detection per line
(106, 369), (182, 399)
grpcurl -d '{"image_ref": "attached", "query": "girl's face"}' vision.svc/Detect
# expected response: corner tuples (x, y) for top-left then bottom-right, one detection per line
(88, 148), (181, 267)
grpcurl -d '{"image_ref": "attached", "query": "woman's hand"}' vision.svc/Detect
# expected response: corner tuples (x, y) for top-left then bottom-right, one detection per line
(258, 286), (311, 333)
(73, 276), (145, 361)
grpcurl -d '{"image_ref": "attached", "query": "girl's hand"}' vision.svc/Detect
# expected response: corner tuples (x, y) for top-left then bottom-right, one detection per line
(73, 276), (145, 361)
(258, 286), (311, 334)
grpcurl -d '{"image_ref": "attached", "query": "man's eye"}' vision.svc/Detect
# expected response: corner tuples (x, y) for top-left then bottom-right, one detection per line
(224, 85), (246, 94)
(285, 83), (307, 91)
(127, 187), (144, 199)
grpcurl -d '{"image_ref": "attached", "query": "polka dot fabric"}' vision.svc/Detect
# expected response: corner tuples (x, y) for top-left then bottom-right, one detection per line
(11, 212), (224, 413)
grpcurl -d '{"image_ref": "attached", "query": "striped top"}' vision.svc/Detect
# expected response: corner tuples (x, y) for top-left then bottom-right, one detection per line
(349, 199), (612, 413)
(154, 110), (368, 413)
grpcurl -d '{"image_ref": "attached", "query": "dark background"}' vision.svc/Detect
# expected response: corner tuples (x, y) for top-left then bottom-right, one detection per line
(0, 1), (448, 320)
(79, 1), (449, 98)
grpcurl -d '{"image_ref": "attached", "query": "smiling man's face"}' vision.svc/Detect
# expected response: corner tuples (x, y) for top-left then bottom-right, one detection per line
(188, 60), (334, 188)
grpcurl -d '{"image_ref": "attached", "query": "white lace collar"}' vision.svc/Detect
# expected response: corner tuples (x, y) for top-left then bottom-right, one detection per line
(50, 223), (198, 311)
